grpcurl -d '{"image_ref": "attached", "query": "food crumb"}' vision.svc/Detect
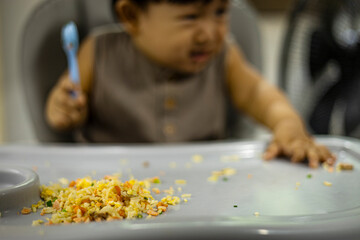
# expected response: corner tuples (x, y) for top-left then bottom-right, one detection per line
(322, 162), (334, 173)
(175, 179), (187, 185)
(207, 167), (237, 182)
(207, 175), (219, 182)
(143, 161), (150, 168)
(233, 205), (238, 208)
(181, 194), (192, 198)
(21, 207), (32, 215)
(58, 178), (69, 186)
(223, 168), (236, 176)
(32, 220), (44, 226)
(152, 188), (161, 194)
(151, 176), (161, 184)
(161, 196), (180, 205)
(254, 212), (260, 217)
(192, 154), (203, 163)
(163, 187), (174, 195)
(247, 174), (253, 179)
(323, 181), (332, 187)
(220, 155), (240, 163)
(307, 174), (312, 179)
(337, 162), (354, 171)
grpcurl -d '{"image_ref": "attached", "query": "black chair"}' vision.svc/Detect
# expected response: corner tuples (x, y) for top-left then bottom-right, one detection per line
(280, 0), (360, 138)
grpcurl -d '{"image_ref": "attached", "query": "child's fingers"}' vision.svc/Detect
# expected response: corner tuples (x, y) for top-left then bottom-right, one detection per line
(55, 86), (87, 111)
(282, 145), (293, 157)
(48, 106), (72, 130)
(306, 147), (320, 168)
(278, 139), (298, 157)
(317, 145), (336, 165)
(327, 154), (337, 165)
(54, 90), (78, 110)
(51, 102), (86, 129)
(291, 147), (306, 163)
(263, 141), (280, 160)
(59, 77), (77, 93)
(287, 139), (306, 162)
(58, 77), (84, 102)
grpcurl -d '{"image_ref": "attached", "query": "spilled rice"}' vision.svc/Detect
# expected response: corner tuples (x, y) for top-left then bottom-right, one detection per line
(24, 175), (186, 226)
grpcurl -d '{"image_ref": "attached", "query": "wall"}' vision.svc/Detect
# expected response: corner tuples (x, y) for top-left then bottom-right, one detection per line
(258, 13), (287, 86)
(248, 0), (294, 12)
(0, 0), (45, 143)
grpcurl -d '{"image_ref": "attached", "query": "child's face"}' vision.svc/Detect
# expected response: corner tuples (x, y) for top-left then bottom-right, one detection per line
(131, 0), (229, 73)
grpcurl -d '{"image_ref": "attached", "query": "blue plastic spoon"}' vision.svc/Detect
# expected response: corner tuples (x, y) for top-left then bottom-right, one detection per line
(61, 21), (80, 87)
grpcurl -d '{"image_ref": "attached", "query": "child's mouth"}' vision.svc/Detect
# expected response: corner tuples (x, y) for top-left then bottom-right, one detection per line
(190, 50), (212, 63)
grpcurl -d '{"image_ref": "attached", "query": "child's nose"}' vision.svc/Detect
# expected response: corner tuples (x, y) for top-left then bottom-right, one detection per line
(194, 21), (217, 44)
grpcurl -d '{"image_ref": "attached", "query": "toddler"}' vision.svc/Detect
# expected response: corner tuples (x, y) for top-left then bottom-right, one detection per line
(45, 0), (336, 168)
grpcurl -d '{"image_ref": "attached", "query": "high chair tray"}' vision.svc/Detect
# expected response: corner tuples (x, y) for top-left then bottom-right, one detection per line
(0, 136), (359, 240)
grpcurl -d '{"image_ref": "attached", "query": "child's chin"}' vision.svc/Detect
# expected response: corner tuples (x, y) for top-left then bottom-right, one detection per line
(174, 64), (207, 74)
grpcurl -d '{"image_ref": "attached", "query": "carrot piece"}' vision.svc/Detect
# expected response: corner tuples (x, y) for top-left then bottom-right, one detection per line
(114, 185), (121, 195)
(69, 180), (76, 187)
(81, 199), (90, 204)
(118, 209), (126, 218)
(21, 207), (32, 215)
(147, 209), (159, 216)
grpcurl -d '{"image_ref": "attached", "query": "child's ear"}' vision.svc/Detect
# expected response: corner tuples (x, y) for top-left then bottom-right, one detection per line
(115, 0), (140, 35)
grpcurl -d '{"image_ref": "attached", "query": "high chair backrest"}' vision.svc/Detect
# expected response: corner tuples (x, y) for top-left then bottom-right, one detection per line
(21, 0), (262, 142)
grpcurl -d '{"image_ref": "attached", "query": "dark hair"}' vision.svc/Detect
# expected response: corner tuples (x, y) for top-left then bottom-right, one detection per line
(111, 0), (214, 21)
(112, 0), (213, 10)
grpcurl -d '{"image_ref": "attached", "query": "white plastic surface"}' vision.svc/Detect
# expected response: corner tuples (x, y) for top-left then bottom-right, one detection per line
(0, 136), (359, 240)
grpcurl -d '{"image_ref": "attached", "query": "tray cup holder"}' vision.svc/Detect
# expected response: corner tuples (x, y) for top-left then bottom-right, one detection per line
(0, 167), (40, 212)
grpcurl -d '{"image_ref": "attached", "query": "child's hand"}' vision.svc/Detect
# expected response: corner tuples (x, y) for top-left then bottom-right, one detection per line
(46, 77), (88, 131)
(262, 120), (336, 168)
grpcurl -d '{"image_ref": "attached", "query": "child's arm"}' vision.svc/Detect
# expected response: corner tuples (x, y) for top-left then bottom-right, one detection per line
(225, 44), (336, 168)
(45, 36), (94, 131)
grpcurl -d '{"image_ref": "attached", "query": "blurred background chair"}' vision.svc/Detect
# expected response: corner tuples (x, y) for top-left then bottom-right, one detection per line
(21, 0), (263, 142)
(280, 0), (360, 139)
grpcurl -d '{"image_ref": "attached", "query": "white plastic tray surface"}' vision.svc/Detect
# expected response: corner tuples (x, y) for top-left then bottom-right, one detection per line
(0, 137), (360, 240)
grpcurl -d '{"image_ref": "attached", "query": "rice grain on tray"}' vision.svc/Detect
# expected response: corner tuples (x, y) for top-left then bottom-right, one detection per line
(28, 175), (183, 225)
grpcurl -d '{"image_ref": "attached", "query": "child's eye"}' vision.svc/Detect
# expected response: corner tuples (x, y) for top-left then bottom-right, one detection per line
(215, 8), (227, 17)
(181, 14), (199, 21)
